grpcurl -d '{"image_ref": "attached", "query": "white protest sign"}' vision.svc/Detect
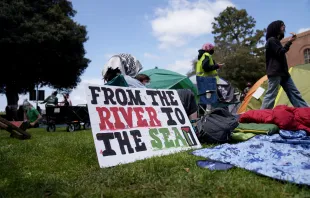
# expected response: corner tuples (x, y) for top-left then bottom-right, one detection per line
(85, 84), (202, 168)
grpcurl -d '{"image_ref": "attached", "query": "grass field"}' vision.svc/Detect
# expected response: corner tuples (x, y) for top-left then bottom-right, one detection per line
(0, 127), (309, 198)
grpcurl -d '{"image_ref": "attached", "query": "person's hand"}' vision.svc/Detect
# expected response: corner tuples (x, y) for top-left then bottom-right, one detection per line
(30, 122), (35, 127)
(289, 32), (297, 42)
(218, 63), (225, 68)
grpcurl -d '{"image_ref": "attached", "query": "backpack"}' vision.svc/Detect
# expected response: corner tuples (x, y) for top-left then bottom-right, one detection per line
(196, 108), (239, 144)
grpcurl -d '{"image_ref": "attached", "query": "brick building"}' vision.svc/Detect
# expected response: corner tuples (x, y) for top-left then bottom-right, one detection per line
(281, 30), (310, 67)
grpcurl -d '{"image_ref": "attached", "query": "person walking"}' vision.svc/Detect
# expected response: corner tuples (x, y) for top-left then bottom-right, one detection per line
(261, 20), (308, 109)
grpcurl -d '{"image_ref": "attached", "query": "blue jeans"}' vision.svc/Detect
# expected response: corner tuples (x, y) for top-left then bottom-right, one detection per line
(261, 76), (308, 109)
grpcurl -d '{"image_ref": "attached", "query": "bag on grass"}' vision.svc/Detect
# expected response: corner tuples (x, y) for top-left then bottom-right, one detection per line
(196, 108), (239, 143)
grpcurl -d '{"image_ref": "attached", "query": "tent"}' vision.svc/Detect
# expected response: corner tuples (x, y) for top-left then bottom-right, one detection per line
(140, 67), (198, 95)
(238, 64), (310, 114)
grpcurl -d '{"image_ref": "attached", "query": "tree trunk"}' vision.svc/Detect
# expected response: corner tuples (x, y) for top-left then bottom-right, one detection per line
(5, 84), (19, 121)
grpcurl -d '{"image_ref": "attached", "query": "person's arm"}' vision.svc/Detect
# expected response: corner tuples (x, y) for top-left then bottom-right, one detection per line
(30, 109), (42, 126)
(268, 38), (292, 57)
(24, 111), (28, 121)
(202, 56), (220, 72)
(40, 96), (50, 104)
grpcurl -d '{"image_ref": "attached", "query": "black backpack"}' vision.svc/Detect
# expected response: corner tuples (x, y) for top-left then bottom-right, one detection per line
(196, 108), (239, 144)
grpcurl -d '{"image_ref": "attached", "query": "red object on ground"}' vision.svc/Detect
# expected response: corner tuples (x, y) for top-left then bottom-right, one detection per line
(239, 105), (310, 133)
(10, 121), (23, 128)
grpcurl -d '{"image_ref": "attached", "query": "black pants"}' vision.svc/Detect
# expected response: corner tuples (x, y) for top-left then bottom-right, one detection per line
(176, 89), (198, 116)
(19, 121), (39, 131)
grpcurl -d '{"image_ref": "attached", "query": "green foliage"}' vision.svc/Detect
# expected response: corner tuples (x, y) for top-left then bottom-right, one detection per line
(217, 46), (265, 89)
(1, 128), (310, 197)
(212, 7), (266, 89)
(187, 7), (266, 90)
(0, 0), (90, 98)
(212, 7), (264, 47)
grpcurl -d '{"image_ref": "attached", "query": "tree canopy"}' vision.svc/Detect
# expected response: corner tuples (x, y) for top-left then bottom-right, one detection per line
(187, 7), (265, 90)
(0, 0), (90, 105)
(212, 7), (264, 47)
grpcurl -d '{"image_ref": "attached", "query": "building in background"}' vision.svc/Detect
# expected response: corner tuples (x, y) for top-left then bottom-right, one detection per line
(281, 30), (310, 67)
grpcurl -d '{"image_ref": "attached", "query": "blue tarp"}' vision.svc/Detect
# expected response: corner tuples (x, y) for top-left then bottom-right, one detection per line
(192, 134), (310, 186)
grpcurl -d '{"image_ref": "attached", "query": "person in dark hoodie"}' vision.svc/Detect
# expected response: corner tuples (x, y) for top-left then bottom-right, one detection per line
(196, 43), (224, 82)
(261, 20), (308, 109)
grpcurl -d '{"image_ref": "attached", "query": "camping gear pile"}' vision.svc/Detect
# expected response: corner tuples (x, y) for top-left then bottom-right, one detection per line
(102, 54), (310, 186)
(193, 104), (310, 186)
(192, 64), (310, 186)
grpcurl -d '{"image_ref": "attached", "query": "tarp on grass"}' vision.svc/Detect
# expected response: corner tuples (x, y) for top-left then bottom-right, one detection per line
(193, 134), (310, 186)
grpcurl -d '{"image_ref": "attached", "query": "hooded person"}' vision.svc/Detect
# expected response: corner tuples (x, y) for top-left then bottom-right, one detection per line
(196, 43), (224, 83)
(261, 20), (308, 109)
(243, 82), (252, 95)
(102, 53), (145, 88)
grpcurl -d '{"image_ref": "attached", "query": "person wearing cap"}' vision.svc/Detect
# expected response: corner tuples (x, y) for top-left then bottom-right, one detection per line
(23, 100), (41, 128)
(196, 43), (224, 82)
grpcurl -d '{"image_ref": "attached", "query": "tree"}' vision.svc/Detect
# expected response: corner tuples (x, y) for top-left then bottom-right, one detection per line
(187, 7), (266, 90)
(217, 46), (265, 89)
(0, 0), (90, 108)
(212, 7), (264, 48)
(212, 7), (265, 89)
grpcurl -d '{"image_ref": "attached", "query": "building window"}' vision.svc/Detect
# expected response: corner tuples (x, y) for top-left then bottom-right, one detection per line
(305, 48), (310, 64)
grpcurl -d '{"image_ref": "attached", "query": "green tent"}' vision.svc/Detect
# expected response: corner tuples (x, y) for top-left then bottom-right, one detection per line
(140, 67), (198, 95)
(275, 64), (310, 106)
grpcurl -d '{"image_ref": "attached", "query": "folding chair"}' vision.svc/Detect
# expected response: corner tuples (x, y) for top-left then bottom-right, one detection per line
(196, 76), (241, 117)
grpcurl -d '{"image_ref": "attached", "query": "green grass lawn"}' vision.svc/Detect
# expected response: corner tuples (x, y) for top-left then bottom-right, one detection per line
(0, 128), (309, 198)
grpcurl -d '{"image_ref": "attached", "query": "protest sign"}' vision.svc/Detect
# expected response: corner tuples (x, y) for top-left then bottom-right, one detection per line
(85, 85), (201, 168)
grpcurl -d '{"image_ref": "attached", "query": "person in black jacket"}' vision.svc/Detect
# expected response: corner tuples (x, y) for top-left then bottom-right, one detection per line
(261, 20), (308, 109)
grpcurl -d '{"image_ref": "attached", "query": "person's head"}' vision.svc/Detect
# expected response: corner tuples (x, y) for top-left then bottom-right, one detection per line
(23, 100), (32, 111)
(135, 74), (150, 86)
(103, 68), (122, 82)
(202, 43), (215, 55)
(266, 20), (285, 41)
(102, 54), (143, 81)
(63, 93), (69, 99)
(52, 91), (58, 96)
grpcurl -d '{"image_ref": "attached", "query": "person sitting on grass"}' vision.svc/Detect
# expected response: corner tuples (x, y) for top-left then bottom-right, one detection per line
(23, 100), (42, 128)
